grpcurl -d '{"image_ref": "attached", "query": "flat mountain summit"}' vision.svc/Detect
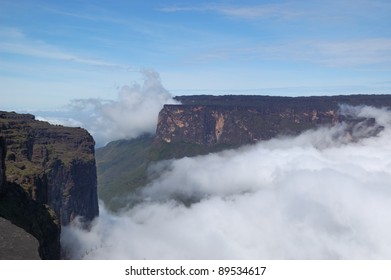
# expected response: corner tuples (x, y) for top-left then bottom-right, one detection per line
(97, 94), (391, 210)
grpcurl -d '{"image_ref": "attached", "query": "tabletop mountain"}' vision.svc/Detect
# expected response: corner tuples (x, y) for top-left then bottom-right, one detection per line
(97, 94), (391, 211)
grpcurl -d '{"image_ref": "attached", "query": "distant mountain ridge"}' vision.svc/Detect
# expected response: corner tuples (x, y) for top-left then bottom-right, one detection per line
(97, 94), (391, 210)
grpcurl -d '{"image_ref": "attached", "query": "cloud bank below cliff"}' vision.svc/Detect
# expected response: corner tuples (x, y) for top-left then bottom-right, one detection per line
(62, 106), (391, 259)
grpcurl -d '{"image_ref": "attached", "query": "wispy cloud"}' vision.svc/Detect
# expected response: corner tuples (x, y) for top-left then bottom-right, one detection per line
(265, 38), (391, 68)
(159, 3), (304, 20)
(0, 27), (131, 70)
(160, 0), (391, 22)
(42, 6), (188, 40)
(217, 4), (304, 20)
(42, 6), (123, 24)
(186, 38), (391, 68)
(310, 39), (391, 67)
(0, 27), (25, 38)
(0, 42), (129, 69)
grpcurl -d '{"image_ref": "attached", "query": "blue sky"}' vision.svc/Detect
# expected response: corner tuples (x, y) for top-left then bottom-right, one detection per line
(1, 0), (391, 110)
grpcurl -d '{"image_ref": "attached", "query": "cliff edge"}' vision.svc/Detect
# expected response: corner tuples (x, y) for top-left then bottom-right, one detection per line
(153, 94), (391, 159)
(0, 111), (99, 259)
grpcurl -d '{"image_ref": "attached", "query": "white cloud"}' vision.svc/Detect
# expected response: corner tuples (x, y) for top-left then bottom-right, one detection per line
(62, 105), (391, 259)
(68, 70), (178, 146)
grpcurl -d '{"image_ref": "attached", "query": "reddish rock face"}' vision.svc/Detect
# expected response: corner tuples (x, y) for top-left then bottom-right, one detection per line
(156, 105), (337, 146)
(153, 94), (391, 159)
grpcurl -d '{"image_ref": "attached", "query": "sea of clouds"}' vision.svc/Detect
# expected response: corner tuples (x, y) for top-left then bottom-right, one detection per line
(62, 105), (391, 259)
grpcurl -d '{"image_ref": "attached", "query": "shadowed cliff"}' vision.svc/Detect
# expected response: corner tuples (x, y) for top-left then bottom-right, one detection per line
(0, 111), (99, 259)
(0, 137), (5, 196)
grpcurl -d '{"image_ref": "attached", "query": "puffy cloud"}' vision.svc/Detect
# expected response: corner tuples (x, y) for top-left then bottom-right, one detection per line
(68, 70), (178, 146)
(62, 106), (391, 259)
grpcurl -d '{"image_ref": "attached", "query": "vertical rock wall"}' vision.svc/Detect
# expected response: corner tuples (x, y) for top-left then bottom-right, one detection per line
(153, 95), (391, 160)
(0, 111), (99, 226)
(0, 111), (100, 259)
(0, 137), (5, 196)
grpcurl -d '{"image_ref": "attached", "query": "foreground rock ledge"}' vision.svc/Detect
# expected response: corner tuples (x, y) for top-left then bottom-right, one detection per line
(0, 112), (99, 259)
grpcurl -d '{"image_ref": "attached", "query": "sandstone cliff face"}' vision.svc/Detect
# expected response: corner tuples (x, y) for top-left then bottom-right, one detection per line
(0, 111), (99, 225)
(154, 95), (391, 159)
(156, 104), (337, 146)
(0, 111), (99, 259)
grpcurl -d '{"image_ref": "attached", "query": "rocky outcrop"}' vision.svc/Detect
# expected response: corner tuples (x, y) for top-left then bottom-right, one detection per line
(154, 94), (391, 159)
(0, 111), (99, 259)
(0, 217), (40, 260)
